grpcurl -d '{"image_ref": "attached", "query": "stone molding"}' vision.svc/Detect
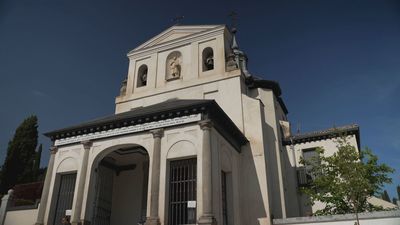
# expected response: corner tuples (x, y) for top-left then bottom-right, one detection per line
(149, 128), (164, 139)
(50, 146), (58, 154)
(81, 140), (93, 149)
(199, 119), (213, 130)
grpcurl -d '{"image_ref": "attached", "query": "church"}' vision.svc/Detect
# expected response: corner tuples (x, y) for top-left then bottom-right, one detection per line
(35, 24), (362, 225)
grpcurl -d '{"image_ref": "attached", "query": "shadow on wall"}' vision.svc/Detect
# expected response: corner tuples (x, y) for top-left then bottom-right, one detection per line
(240, 144), (267, 225)
(258, 97), (311, 219)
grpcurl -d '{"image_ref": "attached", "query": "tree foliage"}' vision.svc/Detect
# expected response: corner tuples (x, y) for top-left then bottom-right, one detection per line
(300, 136), (394, 216)
(0, 115), (40, 193)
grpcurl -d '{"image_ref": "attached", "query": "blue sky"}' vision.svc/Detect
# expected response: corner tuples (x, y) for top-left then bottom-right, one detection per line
(0, 0), (399, 199)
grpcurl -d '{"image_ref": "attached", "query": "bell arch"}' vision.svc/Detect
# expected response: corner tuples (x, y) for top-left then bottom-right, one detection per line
(202, 47), (214, 71)
(137, 64), (148, 87)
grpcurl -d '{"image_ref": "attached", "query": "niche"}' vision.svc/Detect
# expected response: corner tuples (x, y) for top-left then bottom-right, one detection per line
(137, 65), (148, 87)
(202, 47), (214, 71)
(166, 51), (182, 81)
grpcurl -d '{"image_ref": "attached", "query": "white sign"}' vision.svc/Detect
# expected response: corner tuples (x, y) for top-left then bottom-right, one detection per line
(54, 113), (202, 146)
(187, 200), (196, 208)
(65, 209), (72, 216)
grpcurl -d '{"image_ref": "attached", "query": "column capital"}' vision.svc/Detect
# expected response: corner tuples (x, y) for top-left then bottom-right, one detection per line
(50, 146), (58, 154)
(199, 119), (213, 130)
(150, 128), (164, 138)
(81, 140), (93, 149)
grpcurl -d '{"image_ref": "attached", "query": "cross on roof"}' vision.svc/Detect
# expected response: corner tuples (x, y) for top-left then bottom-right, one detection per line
(172, 15), (184, 25)
(228, 11), (238, 30)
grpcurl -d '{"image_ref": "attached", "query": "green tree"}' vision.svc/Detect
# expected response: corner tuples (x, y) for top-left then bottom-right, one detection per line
(32, 143), (42, 180)
(300, 136), (394, 224)
(381, 190), (390, 202)
(397, 185), (400, 199)
(0, 115), (39, 193)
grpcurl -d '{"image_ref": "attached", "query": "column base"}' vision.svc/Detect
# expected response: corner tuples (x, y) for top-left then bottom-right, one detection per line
(144, 217), (161, 225)
(198, 214), (217, 225)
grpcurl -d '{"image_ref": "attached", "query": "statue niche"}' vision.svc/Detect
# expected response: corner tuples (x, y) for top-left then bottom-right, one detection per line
(166, 51), (182, 81)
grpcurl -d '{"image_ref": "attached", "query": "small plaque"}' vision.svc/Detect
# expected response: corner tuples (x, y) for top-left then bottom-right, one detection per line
(187, 201), (196, 208)
(65, 209), (72, 216)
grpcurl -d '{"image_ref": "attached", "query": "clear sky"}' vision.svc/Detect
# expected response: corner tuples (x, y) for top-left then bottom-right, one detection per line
(1, 0), (399, 199)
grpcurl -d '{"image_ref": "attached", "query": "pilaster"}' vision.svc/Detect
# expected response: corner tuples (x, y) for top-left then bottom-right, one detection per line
(35, 146), (58, 225)
(198, 120), (217, 225)
(145, 129), (164, 225)
(71, 141), (92, 225)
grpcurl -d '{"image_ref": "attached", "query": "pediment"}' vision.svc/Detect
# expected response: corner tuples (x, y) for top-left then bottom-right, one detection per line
(131, 25), (223, 52)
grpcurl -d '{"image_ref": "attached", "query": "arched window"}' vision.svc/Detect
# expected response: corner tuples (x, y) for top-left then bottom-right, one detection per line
(202, 47), (214, 71)
(137, 65), (148, 87)
(166, 51), (182, 81)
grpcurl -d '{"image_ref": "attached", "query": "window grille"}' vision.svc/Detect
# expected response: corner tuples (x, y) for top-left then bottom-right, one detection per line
(168, 158), (197, 225)
(52, 173), (76, 225)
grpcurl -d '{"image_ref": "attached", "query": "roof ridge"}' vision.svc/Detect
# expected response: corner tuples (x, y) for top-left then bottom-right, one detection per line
(292, 123), (359, 138)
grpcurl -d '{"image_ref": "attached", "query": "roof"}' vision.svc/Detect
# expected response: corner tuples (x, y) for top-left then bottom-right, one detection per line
(283, 124), (360, 149)
(129, 24), (225, 54)
(249, 78), (289, 114)
(45, 99), (248, 151)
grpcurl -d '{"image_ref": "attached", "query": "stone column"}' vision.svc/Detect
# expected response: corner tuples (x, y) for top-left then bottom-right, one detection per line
(35, 146), (58, 225)
(71, 140), (92, 225)
(198, 120), (216, 225)
(0, 189), (14, 225)
(145, 128), (163, 225)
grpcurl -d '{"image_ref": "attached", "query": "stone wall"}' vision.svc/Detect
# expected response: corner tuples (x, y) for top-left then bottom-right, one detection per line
(273, 210), (400, 225)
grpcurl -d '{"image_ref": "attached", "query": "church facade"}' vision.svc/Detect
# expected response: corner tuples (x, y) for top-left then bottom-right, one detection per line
(36, 25), (360, 225)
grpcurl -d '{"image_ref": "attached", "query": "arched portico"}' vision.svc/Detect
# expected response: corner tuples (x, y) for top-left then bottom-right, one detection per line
(87, 144), (150, 225)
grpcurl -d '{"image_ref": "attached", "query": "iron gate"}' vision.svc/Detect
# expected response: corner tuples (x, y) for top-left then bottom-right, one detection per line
(92, 165), (114, 225)
(168, 158), (197, 225)
(52, 173), (77, 225)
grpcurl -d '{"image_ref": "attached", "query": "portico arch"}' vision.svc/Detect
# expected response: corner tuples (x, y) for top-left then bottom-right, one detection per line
(86, 144), (150, 225)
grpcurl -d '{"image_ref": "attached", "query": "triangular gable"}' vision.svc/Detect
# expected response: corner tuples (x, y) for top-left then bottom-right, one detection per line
(131, 25), (223, 52)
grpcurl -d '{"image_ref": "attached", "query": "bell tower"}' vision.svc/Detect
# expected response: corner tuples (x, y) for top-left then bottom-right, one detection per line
(114, 25), (245, 114)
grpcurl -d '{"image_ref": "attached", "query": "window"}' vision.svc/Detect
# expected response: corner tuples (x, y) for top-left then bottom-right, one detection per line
(221, 171), (228, 225)
(50, 173), (77, 225)
(137, 65), (148, 87)
(298, 148), (319, 186)
(168, 158), (197, 225)
(202, 47), (214, 71)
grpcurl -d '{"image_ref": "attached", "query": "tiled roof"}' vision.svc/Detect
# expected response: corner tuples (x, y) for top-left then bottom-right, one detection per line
(45, 99), (248, 151)
(283, 124), (360, 148)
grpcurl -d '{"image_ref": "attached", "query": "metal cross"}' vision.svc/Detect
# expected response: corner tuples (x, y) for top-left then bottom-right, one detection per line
(228, 11), (238, 30)
(172, 15), (185, 25)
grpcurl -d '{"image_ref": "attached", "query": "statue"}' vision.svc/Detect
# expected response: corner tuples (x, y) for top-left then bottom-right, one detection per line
(226, 53), (238, 71)
(119, 78), (127, 96)
(169, 56), (181, 78)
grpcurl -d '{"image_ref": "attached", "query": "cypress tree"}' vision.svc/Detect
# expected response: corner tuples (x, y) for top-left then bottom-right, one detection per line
(0, 115), (38, 193)
(397, 185), (400, 199)
(381, 190), (390, 202)
(32, 143), (42, 180)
